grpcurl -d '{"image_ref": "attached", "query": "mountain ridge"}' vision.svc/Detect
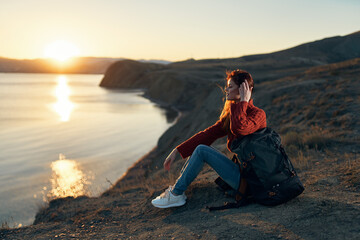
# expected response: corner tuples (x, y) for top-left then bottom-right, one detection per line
(1, 30), (359, 74)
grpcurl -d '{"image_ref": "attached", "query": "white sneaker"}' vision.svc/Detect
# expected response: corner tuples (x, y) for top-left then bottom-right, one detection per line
(151, 186), (187, 208)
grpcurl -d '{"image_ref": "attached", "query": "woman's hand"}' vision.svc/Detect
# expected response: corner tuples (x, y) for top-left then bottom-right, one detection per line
(164, 148), (178, 171)
(239, 80), (253, 102)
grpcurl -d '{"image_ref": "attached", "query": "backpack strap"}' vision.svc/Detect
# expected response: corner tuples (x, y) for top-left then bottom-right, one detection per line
(207, 155), (252, 211)
(235, 176), (248, 201)
(279, 144), (297, 177)
(206, 197), (249, 211)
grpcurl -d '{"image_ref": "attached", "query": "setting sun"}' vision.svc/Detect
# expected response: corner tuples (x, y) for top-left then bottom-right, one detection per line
(44, 40), (80, 62)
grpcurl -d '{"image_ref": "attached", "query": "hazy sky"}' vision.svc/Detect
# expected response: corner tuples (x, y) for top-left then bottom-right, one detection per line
(0, 0), (359, 61)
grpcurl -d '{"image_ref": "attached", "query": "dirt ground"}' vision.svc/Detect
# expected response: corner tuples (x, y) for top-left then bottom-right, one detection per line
(1, 144), (359, 240)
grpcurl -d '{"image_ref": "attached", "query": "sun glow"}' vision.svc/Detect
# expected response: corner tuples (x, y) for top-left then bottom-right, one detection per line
(52, 75), (75, 122)
(44, 40), (80, 62)
(47, 154), (90, 199)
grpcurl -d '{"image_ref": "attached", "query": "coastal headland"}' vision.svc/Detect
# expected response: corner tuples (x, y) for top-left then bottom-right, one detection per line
(1, 31), (360, 239)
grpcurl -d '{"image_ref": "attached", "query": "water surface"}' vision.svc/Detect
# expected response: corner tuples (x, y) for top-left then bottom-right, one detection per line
(0, 73), (171, 227)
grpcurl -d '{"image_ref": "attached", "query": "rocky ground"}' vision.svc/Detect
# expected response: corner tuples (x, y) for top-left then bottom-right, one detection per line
(1, 145), (359, 239)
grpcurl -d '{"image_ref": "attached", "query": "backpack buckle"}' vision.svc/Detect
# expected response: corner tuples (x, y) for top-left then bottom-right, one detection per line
(248, 152), (255, 161)
(268, 191), (276, 197)
(242, 162), (247, 168)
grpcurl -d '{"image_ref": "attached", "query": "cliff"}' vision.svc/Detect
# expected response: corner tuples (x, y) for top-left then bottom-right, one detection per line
(98, 31), (360, 186)
(1, 31), (360, 239)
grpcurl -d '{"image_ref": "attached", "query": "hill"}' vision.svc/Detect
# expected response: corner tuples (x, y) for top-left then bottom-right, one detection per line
(0, 57), (171, 74)
(1, 32), (359, 239)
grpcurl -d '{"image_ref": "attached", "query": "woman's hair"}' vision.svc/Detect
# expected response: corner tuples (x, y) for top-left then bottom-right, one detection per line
(219, 69), (254, 133)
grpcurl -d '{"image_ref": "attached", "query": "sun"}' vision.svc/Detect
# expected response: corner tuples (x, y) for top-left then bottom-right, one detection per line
(44, 40), (80, 62)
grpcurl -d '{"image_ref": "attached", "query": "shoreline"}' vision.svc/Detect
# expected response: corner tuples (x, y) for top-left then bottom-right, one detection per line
(141, 92), (184, 125)
(103, 91), (184, 191)
(0, 86), (178, 229)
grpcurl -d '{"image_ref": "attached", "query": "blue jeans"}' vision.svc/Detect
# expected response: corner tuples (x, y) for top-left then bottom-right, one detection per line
(172, 144), (241, 195)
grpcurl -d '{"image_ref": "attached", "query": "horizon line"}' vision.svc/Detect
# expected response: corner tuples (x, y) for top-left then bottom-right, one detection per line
(1, 29), (359, 63)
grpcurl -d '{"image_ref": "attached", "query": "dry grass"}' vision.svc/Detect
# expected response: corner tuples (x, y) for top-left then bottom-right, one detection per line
(142, 177), (164, 198)
(302, 127), (332, 150)
(291, 150), (311, 170)
(1, 221), (9, 230)
(106, 174), (171, 200)
(282, 131), (303, 148)
(0, 217), (19, 229)
(281, 126), (335, 171)
(339, 152), (360, 191)
(344, 152), (358, 169)
(282, 126), (332, 151)
(272, 95), (290, 104)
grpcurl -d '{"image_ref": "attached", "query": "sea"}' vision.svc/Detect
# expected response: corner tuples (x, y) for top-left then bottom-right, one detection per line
(0, 73), (172, 227)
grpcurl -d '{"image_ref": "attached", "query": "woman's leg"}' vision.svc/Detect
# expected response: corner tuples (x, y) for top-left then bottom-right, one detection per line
(172, 144), (240, 195)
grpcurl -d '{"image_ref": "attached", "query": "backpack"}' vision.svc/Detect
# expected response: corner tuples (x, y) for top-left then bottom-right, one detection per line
(207, 127), (304, 210)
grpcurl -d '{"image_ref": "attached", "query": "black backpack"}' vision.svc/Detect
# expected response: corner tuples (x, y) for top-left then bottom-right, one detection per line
(208, 127), (304, 210)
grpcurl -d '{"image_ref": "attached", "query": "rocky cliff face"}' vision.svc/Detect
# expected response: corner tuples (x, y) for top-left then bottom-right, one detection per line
(100, 59), (228, 175)
(99, 31), (360, 186)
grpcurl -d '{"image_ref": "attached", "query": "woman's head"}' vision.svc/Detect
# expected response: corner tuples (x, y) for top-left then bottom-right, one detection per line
(220, 69), (254, 133)
(226, 69), (254, 99)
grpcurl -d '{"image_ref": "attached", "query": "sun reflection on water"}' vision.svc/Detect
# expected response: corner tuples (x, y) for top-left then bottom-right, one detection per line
(52, 75), (75, 122)
(47, 154), (90, 200)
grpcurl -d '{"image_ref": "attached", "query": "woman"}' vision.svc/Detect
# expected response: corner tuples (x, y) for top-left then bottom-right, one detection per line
(151, 69), (267, 208)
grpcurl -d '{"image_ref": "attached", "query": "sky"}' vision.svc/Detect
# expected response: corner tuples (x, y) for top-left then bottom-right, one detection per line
(0, 0), (359, 62)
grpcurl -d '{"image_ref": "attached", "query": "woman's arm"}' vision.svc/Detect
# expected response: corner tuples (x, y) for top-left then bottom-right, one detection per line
(229, 80), (266, 136)
(175, 120), (227, 159)
(229, 102), (266, 136)
(163, 121), (226, 170)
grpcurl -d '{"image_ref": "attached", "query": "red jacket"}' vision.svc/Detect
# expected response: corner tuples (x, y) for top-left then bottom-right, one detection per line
(176, 99), (267, 158)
